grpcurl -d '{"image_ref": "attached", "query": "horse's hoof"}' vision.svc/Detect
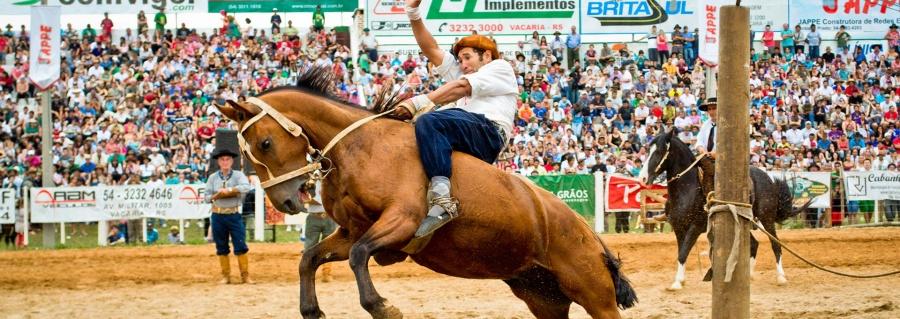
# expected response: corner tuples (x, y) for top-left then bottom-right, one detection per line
(666, 282), (683, 291)
(776, 276), (788, 286)
(301, 309), (326, 319)
(372, 302), (403, 319)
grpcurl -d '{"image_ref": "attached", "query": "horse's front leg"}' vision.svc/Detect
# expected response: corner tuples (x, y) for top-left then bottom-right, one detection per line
(301, 227), (353, 319)
(349, 207), (419, 319)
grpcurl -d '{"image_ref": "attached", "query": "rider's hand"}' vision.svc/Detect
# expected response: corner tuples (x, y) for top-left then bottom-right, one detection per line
(392, 100), (414, 120)
(405, 0), (421, 8)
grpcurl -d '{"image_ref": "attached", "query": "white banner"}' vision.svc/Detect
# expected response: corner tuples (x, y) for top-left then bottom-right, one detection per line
(31, 184), (213, 223)
(767, 171), (832, 209)
(580, 0), (786, 35)
(790, 1), (900, 41)
(0, 189), (16, 224)
(366, 0), (577, 36)
(844, 171), (900, 201)
(1, 0), (204, 15)
(696, 0), (727, 66)
(28, 6), (61, 91)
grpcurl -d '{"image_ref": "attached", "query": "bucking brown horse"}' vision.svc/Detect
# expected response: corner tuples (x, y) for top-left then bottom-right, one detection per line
(216, 68), (637, 319)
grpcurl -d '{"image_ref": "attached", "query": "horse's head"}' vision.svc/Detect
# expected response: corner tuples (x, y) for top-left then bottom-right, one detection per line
(216, 94), (321, 214)
(639, 127), (677, 186)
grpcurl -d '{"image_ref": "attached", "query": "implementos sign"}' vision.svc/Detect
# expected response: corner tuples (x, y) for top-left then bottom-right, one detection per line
(585, 0), (693, 26)
(427, 0), (576, 19)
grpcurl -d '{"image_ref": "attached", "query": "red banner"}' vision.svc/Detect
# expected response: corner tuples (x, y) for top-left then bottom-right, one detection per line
(605, 175), (667, 212)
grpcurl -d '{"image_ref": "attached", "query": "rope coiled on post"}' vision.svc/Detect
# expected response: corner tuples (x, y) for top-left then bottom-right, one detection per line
(705, 191), (753, 282)
(705, 192), (900, 279)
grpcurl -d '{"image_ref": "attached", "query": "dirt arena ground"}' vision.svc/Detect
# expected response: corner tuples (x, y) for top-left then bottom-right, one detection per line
(1, 227), (898, 318)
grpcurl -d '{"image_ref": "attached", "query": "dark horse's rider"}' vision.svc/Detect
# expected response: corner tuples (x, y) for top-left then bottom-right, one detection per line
(393, 0), (516, 238)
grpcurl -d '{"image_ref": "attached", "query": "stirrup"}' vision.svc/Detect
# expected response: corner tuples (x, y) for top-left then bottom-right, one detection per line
(413, 196), (460, 239)
(431, 196), (459, 218)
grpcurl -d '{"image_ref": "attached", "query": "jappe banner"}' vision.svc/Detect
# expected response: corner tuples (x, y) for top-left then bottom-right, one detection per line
(790, 0), (900, 39)
(30, 184), (213, 223)
(28, 6), (60, 90)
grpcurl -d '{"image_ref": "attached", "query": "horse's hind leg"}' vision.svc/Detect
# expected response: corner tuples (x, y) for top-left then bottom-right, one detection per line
(301, 227), (353, 319)
(350, 207), (419, 319)
(749, 233), (759, 279)
(504, 267), (572, 319)
(763, 221), (788, 285)
(551, 255), (622, 318)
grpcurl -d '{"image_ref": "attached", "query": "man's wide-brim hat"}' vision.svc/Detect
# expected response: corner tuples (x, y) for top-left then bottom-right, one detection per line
(699, 97), (717, 111)
(452, 35), (500, 60)
(211, 147), (240, 159)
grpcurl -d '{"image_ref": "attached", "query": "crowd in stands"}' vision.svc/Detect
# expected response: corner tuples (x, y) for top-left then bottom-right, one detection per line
(0, 12), (899, 231)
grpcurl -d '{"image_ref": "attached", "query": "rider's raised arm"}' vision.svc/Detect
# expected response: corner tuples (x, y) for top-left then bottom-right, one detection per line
(406, 0), (444, 67)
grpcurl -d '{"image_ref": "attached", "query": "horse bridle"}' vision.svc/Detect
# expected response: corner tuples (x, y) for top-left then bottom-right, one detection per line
(236, 96), (394, 190)
(652, 145), (708, 184)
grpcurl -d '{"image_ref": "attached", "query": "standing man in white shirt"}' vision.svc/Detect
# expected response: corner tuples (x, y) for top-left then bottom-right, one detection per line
(694, 97), (717, 158)
(361, 28), (379, 62)
(393, 0), (517, 238)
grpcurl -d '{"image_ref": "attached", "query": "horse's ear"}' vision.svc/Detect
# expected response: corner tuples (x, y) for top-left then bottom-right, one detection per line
(666, 126), (677, 140)
(218, 100), (257, 122)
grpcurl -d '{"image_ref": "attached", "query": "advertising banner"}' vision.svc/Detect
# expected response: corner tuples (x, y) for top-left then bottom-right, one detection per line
(844, 171), (900, 201)
(28, 6), (60, 91)
(30, 184), (212, 223)
(366, 0), (576, 36)
(208, 0), (356, 13)
(767, 171), (832, 209)
(0, 189), (16, 224)
(696, 0), (727, 65)
(579, 0), (786, 35)
(789, 0), (900, 40)
(1, 0), (204, 15)
(529, 174), (596, 218)
(605, 174), (666, 212)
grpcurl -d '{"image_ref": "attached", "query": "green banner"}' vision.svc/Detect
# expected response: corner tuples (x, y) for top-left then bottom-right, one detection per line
(528, 175), (595, 218)
(208, 0), (357, 13)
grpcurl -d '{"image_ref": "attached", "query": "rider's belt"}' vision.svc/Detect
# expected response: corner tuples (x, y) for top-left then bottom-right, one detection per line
(212, 206), (240, 214)
(493, 122), (508, 146)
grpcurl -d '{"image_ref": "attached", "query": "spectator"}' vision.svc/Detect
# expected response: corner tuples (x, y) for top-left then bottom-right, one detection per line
(168, 226), (183, 244)
(154, 8), (167, 38)
(313, 5), (325, 32)
(566, 26), (581, 67)
(271, 8), (282, 34)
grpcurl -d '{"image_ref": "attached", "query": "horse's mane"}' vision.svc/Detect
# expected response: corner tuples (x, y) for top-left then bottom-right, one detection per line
(258, 66), (408, 119)
(655, 130), (693, 159)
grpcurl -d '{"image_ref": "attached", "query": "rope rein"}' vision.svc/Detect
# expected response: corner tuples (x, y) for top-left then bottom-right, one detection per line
(665, 153), (709, 184)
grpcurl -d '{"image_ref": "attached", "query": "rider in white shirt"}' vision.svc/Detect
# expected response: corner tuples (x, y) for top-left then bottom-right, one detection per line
(394, 0), (517, 237)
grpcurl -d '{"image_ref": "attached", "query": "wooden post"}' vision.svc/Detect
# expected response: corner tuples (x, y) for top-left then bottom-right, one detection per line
(711, 5), (751, 319)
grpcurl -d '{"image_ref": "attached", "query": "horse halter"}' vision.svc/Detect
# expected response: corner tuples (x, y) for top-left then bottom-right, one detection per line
(237, 97), (322, 190)
(236, 96), (394, 190)
(653, 145), (670, 174)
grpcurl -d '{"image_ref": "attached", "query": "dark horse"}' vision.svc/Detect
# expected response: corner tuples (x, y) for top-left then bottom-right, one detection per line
(639, 129), (811, 290)
(216, 69), (636, 319)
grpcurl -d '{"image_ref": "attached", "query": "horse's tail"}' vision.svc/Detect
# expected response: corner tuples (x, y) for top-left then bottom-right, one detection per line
(774, 178), (813, 223)
(598, 238), (638, 310)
